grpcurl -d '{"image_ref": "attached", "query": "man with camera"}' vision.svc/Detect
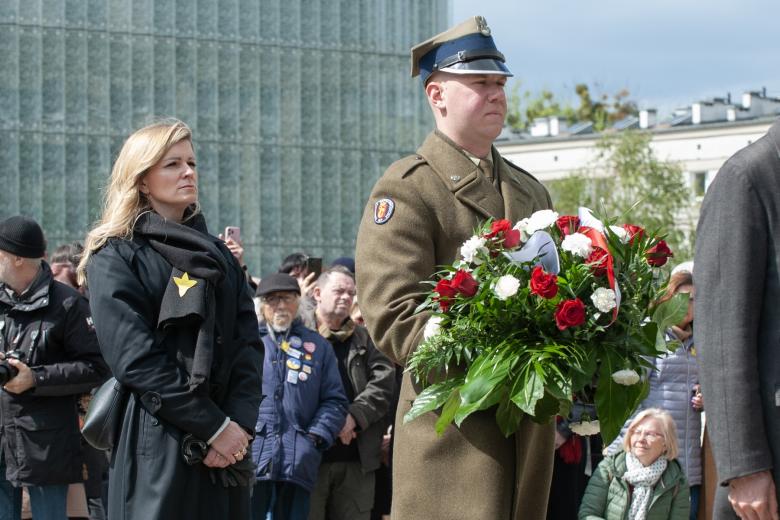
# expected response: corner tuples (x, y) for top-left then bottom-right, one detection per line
(0, 216), (108, 520)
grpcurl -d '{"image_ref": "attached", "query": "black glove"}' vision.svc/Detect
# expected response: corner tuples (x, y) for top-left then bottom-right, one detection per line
(181, 434), (209, 465)
(208, 457), (256, 488)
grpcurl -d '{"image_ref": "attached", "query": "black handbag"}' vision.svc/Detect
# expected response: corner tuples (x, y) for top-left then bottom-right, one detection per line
(81, 377), (128, 450)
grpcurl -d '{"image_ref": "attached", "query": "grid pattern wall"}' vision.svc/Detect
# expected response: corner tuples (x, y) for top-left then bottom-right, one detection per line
(0, 0), (450, 272)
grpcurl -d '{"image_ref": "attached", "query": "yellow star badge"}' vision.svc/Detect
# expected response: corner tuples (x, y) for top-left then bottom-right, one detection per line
(173, 272), (197, 297)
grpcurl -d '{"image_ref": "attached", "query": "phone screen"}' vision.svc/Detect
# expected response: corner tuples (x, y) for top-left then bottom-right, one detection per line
(306, 257), (322, 278)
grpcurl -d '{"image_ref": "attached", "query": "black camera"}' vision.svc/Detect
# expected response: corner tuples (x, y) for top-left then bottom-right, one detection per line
(0, 351), (26, 385)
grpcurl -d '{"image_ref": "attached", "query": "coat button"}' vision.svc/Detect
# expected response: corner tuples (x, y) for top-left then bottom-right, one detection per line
(151, 418), (159, 426)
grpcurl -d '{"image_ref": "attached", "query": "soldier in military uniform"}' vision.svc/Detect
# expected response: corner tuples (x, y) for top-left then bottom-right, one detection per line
(355, 16), (556, 520)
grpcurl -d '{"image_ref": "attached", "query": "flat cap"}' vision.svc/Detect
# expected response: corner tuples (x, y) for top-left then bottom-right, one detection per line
(411, 16), (512, 85)
(256, 273), (301, 298)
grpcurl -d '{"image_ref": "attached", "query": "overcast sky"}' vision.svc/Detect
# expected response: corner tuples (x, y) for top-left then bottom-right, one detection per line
(451, 0), (780, 117)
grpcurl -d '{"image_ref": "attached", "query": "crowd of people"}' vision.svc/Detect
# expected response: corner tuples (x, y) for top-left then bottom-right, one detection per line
(0, 12), (777, 520)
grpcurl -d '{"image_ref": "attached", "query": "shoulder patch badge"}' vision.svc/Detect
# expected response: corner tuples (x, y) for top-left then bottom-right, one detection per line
(373, 198), (395, 225)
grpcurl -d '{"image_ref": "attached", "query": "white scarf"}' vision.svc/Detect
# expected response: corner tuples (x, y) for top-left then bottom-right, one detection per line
(623, 452), (668, 520)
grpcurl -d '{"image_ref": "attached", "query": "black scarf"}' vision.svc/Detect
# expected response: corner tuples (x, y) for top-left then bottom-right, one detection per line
(134, 210), (228, 391)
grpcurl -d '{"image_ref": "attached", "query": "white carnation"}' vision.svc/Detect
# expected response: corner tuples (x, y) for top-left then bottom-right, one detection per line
(590, 287), (617, 313)
(561, 233), (593, 258)
(460, 236), (487, 264)
(423, 316), (443, 340)
(609, 225), (629, 243)
(611, 369), (641, 386)
(493, 275), (521, 300)
(569, 420), (601, 436)
(525, 210), (559, 235)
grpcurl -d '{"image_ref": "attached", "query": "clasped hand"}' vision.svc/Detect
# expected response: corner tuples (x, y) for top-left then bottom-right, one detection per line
(204, 421), (252, 468)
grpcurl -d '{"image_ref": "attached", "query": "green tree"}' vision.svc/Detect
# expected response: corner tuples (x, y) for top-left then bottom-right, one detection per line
(545, 131), (694, 259)
(506, 83), (638, 132)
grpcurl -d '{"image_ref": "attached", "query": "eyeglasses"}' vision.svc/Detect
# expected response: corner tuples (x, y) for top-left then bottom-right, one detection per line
(631, 429), (664, 441)
(263, 294), (298, 306)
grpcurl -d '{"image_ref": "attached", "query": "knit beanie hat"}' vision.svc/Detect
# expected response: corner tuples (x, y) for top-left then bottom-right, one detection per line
(0, 216), (47, 258)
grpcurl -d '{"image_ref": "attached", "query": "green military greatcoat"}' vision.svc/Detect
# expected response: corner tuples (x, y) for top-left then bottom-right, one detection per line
(356, 130), (556, 520)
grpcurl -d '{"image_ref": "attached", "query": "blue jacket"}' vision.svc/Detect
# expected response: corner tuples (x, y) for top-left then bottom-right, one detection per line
(251, 319), (348, 492)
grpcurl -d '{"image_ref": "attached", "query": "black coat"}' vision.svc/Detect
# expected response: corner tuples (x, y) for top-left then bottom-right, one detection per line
(0, 262), (108, 486)
(86, 233), (263, 520)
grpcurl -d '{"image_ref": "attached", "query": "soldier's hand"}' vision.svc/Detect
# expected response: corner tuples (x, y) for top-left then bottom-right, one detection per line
(3, 359), (35, 394)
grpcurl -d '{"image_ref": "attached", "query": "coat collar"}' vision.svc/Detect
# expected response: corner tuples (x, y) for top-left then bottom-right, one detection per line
(0, 261), (52, 312)
(417, 131), (535, 221)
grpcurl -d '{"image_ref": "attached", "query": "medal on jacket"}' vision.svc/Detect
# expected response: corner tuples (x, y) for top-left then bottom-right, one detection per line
(173, 272), (197, 297)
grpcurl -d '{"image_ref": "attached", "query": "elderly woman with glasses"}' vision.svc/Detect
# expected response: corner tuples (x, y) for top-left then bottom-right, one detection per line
(579, 408), (690, 520)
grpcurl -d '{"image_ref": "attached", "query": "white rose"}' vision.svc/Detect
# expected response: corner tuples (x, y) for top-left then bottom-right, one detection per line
(423, 315), (443, 340)
(590, 287), (617, 313)
(561, 233), (593, 258)
(611, 369), (641, 386)
(569, 420), (601, 436)
(609, 225), (629, 243)
(493, 275), (521, 300)
(525, 210), (560, 235)
(460, 236), (487, 264)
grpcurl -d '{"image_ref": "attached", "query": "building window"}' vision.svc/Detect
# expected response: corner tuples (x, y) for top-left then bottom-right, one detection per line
(692, 171), (708, 197)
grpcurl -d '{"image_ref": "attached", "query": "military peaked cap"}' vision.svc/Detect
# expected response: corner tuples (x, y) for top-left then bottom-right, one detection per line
(411, 16), (512, 85)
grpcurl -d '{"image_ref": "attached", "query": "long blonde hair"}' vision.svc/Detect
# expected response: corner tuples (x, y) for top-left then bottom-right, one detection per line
(77, 119), (195, 284)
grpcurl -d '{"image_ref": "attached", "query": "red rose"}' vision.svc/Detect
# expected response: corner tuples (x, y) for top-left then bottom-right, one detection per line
(434, 278), (457, 311)
(646, 240), (673, 267)
(450, 269), (479, 297)
(484, 219), (520, 248)
(485, 219), (512, 238)
(585, 247), (609, 277)
(529, 266), (558, 299)
(555, 298), (586, 330)
(556, 215), (580, 236)
(623, 224), (645, 243)
(503, 229), (521, 249)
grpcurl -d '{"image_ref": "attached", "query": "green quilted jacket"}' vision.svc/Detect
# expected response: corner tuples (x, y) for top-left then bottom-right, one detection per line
(578, 452), (690, 520)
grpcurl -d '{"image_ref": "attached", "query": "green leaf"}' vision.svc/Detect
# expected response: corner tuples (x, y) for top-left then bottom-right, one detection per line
(403, 377), (464, 424)
(435, 389), (461, 436)
(595, 353), (647, 445)
(652, 292), (689, 350)
(496, 396), (525, 437)
(637, 321), (659, 356)
(532, 391), (563, 425)
(454, 385), (503, 426)
(511, 365), (545, 415)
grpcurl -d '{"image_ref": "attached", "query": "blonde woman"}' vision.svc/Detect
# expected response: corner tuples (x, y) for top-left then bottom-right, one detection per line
(78, 120), (262, 519)
(579, 409), (690, 520)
